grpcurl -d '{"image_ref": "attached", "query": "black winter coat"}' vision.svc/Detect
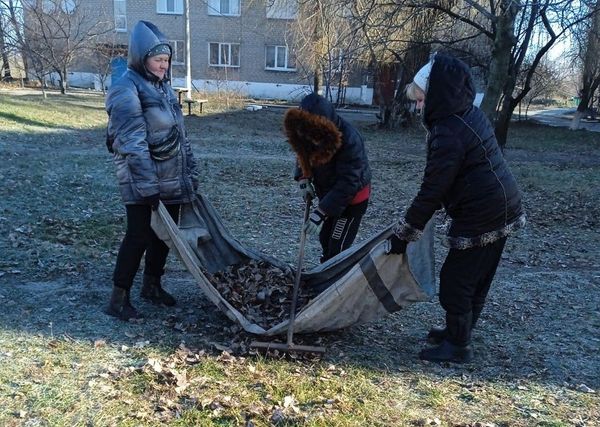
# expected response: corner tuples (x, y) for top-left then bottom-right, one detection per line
(293, 94), (371, 217)
(395, 54), (525, 249)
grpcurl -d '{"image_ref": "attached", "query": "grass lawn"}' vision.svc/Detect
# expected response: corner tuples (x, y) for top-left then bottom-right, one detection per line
(0, 90), (598, 426)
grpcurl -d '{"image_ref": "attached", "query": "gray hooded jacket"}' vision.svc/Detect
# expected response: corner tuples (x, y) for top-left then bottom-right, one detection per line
(106, 20), (198, 205)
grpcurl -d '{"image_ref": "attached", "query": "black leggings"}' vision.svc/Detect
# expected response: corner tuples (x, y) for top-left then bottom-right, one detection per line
(439, 237), (507, 315)
(113, 204), (180, 290)
(319, 199), (368, 263)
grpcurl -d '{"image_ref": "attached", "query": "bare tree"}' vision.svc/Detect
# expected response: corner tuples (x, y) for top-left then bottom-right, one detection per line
(403, 0), (599, 148)
(291, 0), (363, 103)
(88, 41), (126, 95)
(570, 0), (600, 129)
(0, 0), (27, 80)
(21, 0), (111, 94)
(343, 0), (453, 128)
(517, 57), (566, 119)
(350, 1), (409, 127)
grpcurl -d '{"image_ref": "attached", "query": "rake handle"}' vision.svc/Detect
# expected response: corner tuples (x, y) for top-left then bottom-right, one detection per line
(286, 196), (312, 346)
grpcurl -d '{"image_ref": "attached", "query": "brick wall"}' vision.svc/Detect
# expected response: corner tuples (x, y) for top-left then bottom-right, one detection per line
(80, 0), (304, 86)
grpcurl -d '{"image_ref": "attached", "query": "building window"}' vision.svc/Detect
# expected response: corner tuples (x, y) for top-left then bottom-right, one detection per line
(169, 40), (184, 65)
(266, 0), (297, 19)
(265, 45), (295, 71)
(209, 43), (240, 67)
(208, 0), (240, 16)
(157, 0), (183, 14)
(114, 0), (126, 32)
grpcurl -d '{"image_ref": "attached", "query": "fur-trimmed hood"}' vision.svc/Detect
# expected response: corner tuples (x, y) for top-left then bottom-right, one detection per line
(284, 108), (342, 178)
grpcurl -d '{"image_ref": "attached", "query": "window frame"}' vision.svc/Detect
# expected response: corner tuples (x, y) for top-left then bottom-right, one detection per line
(169, 40), (184, 65)
(114, 0), (127, 32)
(208, 42), (240, 68)
(265, 45), (296, 72)
(156, 0), (183, 15)
(208, 0), (241, 17)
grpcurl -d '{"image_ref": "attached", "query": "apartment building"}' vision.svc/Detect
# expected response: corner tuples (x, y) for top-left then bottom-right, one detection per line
(69, 0), (373, 104)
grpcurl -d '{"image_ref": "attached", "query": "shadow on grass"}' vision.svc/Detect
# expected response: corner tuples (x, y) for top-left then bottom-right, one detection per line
(0, 110), (79, 130)
(0, 94), (106, 130)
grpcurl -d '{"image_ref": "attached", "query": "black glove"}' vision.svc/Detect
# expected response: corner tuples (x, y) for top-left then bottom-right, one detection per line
(298, 178), (316, 202)
(303, 209), (327, 235)
(143, 193), (160, 210)
(385, 234), (407, 255)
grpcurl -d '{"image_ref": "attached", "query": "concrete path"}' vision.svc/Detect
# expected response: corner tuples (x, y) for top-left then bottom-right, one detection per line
(526, 108), (600, 132)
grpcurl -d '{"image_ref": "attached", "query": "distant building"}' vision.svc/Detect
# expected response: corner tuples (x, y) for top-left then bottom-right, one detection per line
(56, 0), (373, 104)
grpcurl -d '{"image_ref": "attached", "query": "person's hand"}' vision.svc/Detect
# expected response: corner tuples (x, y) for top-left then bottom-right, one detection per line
(144, 193), (160, 210)
(298, 178), (315, 202)
(303, 209), (326, 235)
(385, 234), (407, 255)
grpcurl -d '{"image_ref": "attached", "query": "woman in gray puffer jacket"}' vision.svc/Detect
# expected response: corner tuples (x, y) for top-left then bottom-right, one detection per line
(105, 20), (199, 321)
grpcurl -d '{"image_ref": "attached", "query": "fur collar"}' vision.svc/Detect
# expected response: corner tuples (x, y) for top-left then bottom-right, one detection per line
(284, 109), (342, 177)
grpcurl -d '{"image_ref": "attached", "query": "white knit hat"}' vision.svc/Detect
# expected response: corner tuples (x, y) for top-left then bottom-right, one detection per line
(413, 59), (434, 92)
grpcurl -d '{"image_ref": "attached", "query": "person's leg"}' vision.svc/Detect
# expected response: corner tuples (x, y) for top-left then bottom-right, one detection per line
(141, 204), (181, 306)
(471, 237), (507, 328)
(428, 237), (508, 344)
(318, 216), (334, 264)
(419, 248), (476, 362)
(107, 204), (152, 320)
(320, 200), (368, 263)
(421, 239), (508, 362)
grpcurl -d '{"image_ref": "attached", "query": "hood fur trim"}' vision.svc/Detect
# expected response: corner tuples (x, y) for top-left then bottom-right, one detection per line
(284, 108), (342, 177)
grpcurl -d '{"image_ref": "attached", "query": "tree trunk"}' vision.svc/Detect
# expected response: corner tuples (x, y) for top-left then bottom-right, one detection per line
(479, 0), (520, 125)
(60, 67), (68, 94)
(0, 23), (12, 81)
(7, 0), (28, 80)
(494, 94), (514, 150)
(570, 111), (584, 130)
(373, 63), (396, 128)
(571, 2), (600, 130)
(38, 77), (47, 99)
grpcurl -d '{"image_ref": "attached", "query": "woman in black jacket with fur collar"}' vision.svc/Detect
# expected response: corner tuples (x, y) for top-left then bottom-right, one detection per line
(284, 94), (371, 263)
(387, 53), (525, 363)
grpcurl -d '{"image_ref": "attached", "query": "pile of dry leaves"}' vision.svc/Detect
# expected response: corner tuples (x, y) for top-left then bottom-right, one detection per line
(205, 260), (316, 329)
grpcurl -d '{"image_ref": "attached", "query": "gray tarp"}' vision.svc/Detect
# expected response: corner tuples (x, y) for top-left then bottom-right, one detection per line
(151, 194), (436, 336)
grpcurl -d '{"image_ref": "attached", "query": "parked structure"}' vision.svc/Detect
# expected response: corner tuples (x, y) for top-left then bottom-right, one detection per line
(64, 0), (373, 104)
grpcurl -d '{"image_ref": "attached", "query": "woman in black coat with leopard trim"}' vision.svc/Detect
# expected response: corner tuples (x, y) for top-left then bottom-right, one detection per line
(284, 94), (371, 263)
(387, 53), (526, 363)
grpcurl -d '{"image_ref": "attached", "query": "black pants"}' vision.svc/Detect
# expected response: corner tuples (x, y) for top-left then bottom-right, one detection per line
(113, 204), (180, 290)
(319, 199), (368, 263)
(439, 237), (507, 315)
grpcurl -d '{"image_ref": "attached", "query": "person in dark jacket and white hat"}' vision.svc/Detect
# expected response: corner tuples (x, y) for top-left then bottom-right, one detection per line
(386, 53), (525, 363)
(284, 93), (372, 263)
(104, 21), (199, 321)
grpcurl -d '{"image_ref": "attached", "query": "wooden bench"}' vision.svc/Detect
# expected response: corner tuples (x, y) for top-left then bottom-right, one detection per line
(174, 88), (188, 107)
(183, 98), (208, 115)
(173, 88), (208, 115)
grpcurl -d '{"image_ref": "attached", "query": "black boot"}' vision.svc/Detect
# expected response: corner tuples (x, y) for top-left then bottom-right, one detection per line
(426, 303), (484, 345)
(105, 286), (139, 321)
(426, 325), (447, 345)
(420, 312), (474, 363)
(141, 274), (176, 306)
